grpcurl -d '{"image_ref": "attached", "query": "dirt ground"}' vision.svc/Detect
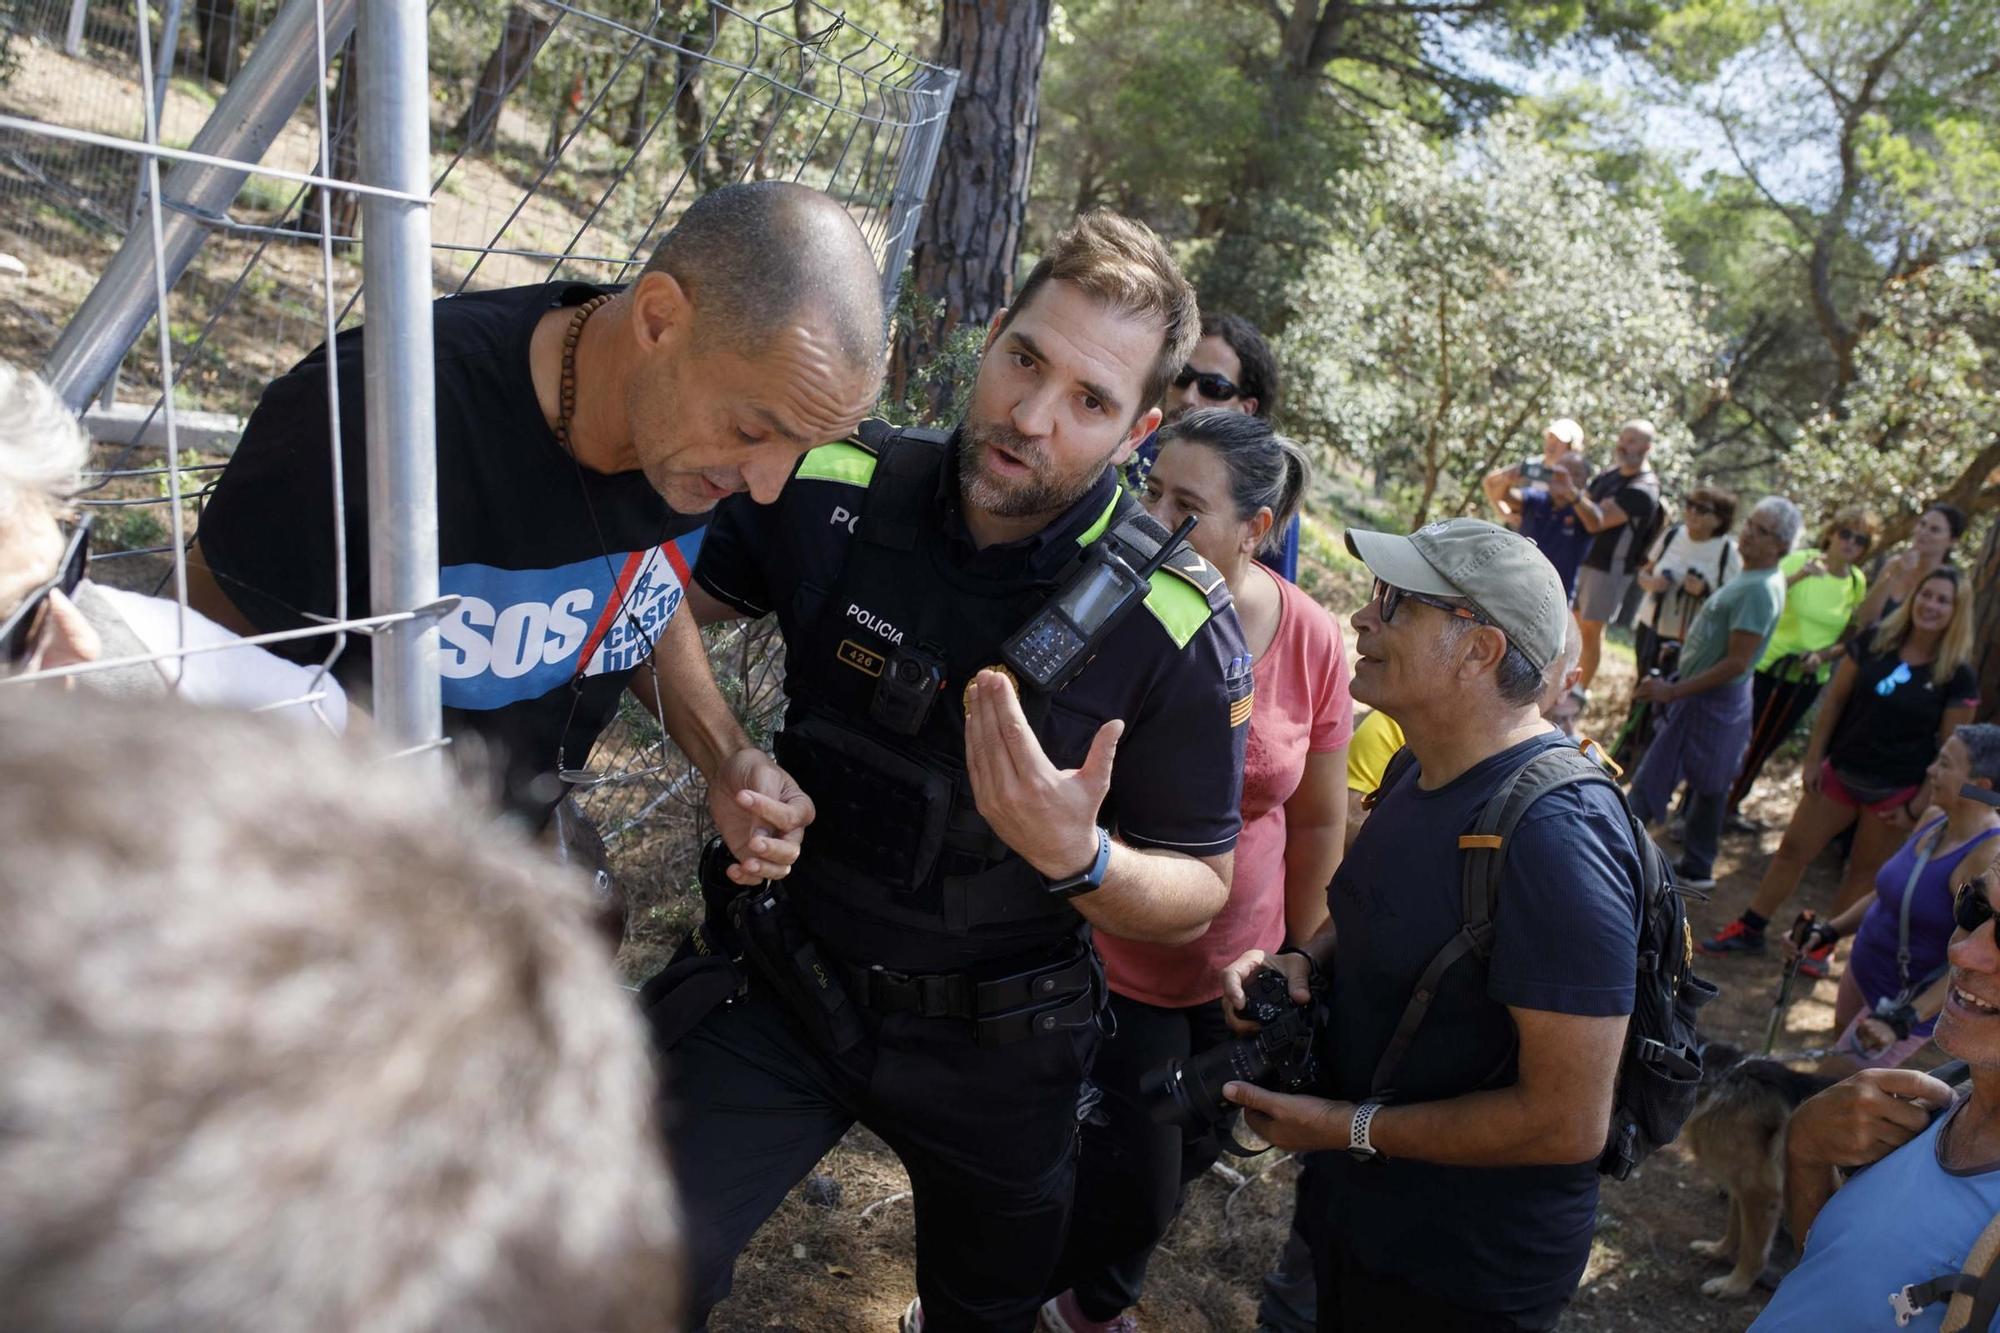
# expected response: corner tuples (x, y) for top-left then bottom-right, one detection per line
(698, 599), (1878, 1333)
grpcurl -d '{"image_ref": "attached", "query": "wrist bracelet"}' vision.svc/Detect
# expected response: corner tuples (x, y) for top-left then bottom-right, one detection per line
(1276, 944), (1322, 985)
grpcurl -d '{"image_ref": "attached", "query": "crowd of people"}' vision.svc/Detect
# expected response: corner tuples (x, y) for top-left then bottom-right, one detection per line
(2, 183), (1996, 1333)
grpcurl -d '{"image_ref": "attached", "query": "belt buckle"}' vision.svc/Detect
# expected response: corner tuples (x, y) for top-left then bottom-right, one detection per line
(918, 973), (955, 1015)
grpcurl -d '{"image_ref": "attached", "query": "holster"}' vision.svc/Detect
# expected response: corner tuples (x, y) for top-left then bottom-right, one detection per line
(638, 941), (744, 1052)
(730, 877), (867, 1056)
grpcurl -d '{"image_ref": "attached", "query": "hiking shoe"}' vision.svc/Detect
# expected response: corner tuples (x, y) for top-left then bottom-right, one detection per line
(1798, 942), (1834, 980)
(1724, 810), (1767, 834)
(1699, 919), (1765, 955)
(1040, 1290), (1138, 1333)
(901, 1298), (923, 1333)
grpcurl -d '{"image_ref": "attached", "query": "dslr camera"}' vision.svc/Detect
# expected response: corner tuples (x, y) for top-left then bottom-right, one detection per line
(1518, 458), (1554, 485)
(1142, 966), (1324, 1133)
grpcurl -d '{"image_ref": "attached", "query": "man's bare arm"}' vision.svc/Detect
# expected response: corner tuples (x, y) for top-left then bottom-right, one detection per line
(1072, 847), (1231, 946)
(1366, 1007), (1629, 1165)
(183, 541), (263, 639)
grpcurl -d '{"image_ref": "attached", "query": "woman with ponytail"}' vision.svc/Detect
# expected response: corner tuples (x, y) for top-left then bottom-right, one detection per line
(1043, 409), (1353, 1333)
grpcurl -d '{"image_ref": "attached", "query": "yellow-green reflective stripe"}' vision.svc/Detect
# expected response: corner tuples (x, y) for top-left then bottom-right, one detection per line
(1144, 570), (1211, 649)
(1075, 491), (1121, 547)
(796, 440), (876, 487)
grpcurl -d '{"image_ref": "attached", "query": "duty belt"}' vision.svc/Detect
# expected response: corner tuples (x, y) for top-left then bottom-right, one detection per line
(841, 949), (1097, 1047)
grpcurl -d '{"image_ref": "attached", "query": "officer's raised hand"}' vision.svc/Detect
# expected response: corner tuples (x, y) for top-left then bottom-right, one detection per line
(963, 668), (1121, 879)
(708, 747), (816, 884)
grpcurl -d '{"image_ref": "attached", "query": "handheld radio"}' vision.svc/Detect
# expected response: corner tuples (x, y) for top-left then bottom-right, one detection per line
(1002, 515), (1198, 693)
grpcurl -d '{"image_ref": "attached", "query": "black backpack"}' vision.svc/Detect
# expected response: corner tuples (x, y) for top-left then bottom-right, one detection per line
(1368, 741), (1717, 1179)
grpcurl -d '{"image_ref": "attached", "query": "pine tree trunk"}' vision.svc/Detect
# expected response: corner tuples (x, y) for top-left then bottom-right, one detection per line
(297, 35), (361, 242)
(621, 49), (659, 151)
(196, 0), (241, 85)
(454, 3), (555, 155)
(891, 0), (1053, 417)
(674, 17), (713, 190)
(1975, 521), (2000, 724)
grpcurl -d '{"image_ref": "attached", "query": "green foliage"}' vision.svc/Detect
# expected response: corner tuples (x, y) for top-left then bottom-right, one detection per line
(1281, 116), (1709, 524)
(1789, 262), (2000, 530)
(880, 280), (986, 429)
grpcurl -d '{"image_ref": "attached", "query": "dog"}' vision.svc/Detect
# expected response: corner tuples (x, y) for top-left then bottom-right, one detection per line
(1682, 1040), (1835, 1298)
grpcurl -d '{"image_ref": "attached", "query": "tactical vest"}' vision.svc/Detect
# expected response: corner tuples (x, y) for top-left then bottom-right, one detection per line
(775, 422), (1229, 961)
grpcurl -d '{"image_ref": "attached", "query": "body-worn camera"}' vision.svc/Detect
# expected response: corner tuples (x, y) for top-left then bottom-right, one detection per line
(1142, 966), (1324, 1134)
(870, 643), (946, 736)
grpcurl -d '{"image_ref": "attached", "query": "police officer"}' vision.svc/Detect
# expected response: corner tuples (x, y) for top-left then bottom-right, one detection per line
(665, 212), (1252, 1332)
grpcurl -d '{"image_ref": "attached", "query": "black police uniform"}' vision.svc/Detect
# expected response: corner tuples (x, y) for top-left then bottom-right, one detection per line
(660, 422), (1251, 1331)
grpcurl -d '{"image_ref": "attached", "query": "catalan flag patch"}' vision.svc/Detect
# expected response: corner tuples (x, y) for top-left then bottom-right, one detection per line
(1229, 691), (1256, 728)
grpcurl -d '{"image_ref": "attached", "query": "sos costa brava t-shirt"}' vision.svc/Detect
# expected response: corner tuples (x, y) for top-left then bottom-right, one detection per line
(198, 282), (704, 817)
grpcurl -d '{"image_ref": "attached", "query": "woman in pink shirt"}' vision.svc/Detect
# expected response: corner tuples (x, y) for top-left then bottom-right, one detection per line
(1043, 409), (1353, 1333)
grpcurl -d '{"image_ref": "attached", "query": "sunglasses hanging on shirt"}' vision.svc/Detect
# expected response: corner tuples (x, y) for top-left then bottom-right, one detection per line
(1, 515), (91, 671)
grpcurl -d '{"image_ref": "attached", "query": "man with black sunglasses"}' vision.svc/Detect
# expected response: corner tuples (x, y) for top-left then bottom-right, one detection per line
(1124, 311), (1294, 576)
(1216, 517), (1647, 1330)
(1751, 857), (2000, 1331)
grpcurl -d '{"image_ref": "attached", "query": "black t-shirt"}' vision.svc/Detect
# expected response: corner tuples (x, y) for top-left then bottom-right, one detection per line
(695, 437), (1249, 968)
(198, 282), (704, 816)
(1316, 730), (1642, 1312)
(1581, 467), (1660, 572)
(1828, 641), (1980, 787)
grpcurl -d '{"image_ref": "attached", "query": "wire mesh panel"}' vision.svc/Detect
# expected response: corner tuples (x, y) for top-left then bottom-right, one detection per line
(0, 0), (956, 941)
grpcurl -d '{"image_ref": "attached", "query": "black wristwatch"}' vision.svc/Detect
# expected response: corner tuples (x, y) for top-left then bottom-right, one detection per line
(1043, 826), (1112, 899)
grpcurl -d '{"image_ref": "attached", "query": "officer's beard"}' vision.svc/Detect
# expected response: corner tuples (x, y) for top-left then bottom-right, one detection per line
(957, 420), (1101, 520)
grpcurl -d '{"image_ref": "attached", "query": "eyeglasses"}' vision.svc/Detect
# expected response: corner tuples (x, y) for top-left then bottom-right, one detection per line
(1373, 578), (1486, 626)
(1, 516), (91, 672)
(1685, 501), (1718, 516)
(1954, 874), (1997, 935)
(1835, 526), (1872, 548)
(1173, 367), (1241, 401)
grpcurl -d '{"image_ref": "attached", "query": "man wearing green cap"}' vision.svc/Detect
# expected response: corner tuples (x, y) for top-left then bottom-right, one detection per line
(1216, 517), (1645, 1329)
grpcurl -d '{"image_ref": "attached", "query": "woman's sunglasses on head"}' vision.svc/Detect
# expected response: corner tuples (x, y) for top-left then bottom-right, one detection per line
(1173, 367), (1241, 401)
(0, 517), (92, 671)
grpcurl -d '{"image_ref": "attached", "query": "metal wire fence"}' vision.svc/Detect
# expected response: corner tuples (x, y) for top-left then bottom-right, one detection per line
(0, 0), (955, 943)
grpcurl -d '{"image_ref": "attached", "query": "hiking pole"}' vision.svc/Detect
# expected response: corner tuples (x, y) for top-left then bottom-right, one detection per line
(1761, 909), (1818, 1055)
(1609, 669), (1662, 764)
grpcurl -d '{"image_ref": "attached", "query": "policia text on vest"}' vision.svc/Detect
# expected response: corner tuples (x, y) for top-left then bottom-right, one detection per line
(649, 420), (1251, 1330)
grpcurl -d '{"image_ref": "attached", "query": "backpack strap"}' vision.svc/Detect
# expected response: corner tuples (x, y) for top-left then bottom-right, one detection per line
(1369, 744), (1619, 1101)
(1363, 745), (1420, 812)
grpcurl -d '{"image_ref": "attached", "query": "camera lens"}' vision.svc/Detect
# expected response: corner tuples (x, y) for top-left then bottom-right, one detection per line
(896, 659), (921, 684)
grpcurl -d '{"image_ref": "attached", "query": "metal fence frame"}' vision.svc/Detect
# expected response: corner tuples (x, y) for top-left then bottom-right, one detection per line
(2, 0), (958, 768)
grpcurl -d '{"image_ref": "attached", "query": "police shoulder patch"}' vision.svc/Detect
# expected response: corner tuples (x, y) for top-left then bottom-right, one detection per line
(1140, 541), (1229, 649)
(795, 439), (877, 488)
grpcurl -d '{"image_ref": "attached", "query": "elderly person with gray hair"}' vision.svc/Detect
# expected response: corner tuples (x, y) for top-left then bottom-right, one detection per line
(0, 364), (347, 729)
(1627, 494), (1803, 888)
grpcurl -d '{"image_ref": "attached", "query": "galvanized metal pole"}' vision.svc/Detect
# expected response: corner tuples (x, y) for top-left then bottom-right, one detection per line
(42, 0), (359, 410)
(100, 0), (188, 415)
(356, 0), (441, 761)
(877, 65), (960, 312)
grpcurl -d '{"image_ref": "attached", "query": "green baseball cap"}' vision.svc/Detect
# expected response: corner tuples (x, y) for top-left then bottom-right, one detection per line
(1344, 518), (1566, 672)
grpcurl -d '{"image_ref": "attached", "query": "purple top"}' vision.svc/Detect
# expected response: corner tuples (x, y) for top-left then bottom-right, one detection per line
(1847, 816), (2000, 1036)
